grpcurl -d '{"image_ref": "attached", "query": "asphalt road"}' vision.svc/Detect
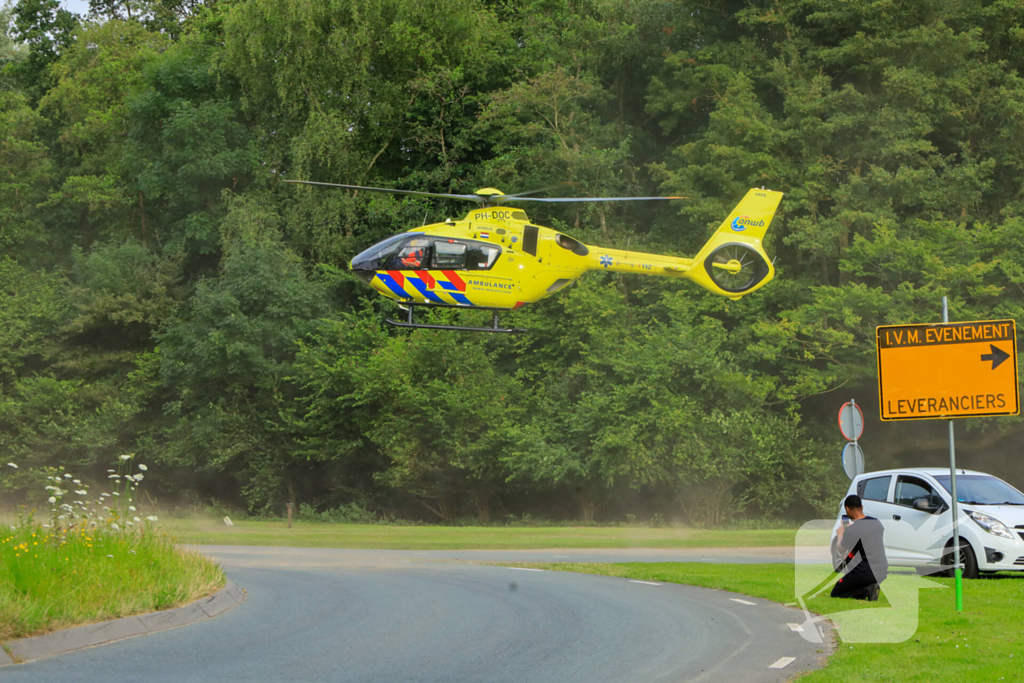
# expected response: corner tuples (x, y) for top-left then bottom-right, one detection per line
(4, 546), (829, 682)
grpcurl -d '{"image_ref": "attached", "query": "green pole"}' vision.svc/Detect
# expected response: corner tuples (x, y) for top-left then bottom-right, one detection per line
(943, 296), (964, 611)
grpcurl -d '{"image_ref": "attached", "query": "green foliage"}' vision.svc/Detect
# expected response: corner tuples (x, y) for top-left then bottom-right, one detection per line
(2, 0), (1023, 523)
(6, 0), (77, 100)
(297, 502), (379, 524)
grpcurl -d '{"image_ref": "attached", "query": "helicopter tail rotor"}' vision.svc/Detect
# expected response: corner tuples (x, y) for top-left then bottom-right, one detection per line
(688, 188), (783, 298)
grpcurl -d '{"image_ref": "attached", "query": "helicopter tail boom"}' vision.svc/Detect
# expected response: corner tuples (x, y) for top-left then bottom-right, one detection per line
(583, 188), (782, 299)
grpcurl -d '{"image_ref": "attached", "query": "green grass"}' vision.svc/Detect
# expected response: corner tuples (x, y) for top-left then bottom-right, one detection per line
(0, 521), (225, 641)
(165, 518), (799, 549)
(513, 562), (1024, 682)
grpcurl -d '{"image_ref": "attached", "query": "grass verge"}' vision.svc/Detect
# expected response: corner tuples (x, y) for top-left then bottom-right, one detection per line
(511, 562), (1023, 682)
(1, 521), (224, 641)
(165, 518), (798, 550)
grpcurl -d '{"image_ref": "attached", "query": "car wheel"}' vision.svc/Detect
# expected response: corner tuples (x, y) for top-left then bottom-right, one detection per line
(941, 539), (979, 579)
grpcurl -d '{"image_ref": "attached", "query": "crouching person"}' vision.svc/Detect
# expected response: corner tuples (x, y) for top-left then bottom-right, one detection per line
(832, 494), (887, 601)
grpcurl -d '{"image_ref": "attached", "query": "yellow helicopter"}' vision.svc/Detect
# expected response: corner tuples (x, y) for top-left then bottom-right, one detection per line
(284, 181), (783, 332)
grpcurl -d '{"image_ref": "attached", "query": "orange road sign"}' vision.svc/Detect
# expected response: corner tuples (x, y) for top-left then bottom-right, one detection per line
(876, 320), (1019, 421)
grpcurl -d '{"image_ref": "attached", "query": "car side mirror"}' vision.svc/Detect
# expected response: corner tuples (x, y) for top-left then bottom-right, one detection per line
(913, 497), (939, 513)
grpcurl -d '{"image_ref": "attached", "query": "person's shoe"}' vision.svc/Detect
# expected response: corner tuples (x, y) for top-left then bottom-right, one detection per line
(868, 583), (880, 602)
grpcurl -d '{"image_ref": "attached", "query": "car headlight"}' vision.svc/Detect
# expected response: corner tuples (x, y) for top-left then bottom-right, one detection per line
(968, 511), (1015, 540)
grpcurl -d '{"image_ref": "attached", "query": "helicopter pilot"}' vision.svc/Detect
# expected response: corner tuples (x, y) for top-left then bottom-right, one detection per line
(399, 248), (424, 269)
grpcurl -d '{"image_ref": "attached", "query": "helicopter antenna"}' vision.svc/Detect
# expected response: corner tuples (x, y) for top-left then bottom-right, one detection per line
(422, 210), (428, 226)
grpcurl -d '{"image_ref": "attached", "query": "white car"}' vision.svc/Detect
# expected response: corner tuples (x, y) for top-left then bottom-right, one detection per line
(832, 467), (1024, 578)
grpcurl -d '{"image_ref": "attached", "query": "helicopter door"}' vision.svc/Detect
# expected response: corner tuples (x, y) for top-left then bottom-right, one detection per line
(432, 240), (467, 269)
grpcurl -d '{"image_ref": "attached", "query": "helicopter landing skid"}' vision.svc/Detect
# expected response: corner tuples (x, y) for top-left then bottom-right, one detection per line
(386, 306), (527, 334)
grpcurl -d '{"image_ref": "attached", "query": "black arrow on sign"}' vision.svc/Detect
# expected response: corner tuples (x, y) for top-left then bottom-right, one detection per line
(981, 344), (1010, 370)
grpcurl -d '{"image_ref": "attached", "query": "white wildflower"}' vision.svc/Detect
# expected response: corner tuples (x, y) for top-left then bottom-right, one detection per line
(107, 554), (114, 558)
(119, 454), (133, 460)
(75, 490), (87, 495)
(146, 516), (158, 522)
(129, 505), (136, 511)
(5, 463), (16, 469)
(64, 473), (72, 479)
(133, 516), (140, 522)
(110, 523), (119, 530)
(112, 492), (119, 496)
(108, 474), (120, 479)
(45, 486), (57, 491)
(137, 464), (148, 471)
(48, 496), (56, 504)
(73, 479), (81, 484)
(106, 469), (115, 473)
(132, 473), (144, 481)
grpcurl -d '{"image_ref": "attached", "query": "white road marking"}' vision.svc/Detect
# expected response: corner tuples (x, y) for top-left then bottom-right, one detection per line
(729, 598), (757, 605)
(768, 657), (796, 669)
(787, 623), (804, 632)
(506, 567), (543, 572)
(629, 580), (662, 586)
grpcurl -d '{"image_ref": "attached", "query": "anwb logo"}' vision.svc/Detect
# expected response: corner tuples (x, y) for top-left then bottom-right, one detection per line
(731, 215), (765, 232)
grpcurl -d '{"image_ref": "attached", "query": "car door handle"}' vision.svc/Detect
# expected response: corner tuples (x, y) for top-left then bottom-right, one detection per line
(893, 514), (901, 521)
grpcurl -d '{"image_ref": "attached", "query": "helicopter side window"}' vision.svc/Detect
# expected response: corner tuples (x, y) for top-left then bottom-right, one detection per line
(466, 244), (500, 270)
(385, 237), (433, 270)
(433, 241), (467, 269)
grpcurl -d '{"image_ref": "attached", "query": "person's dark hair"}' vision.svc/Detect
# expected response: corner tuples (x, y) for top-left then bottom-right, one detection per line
(844, 494), (863, 510)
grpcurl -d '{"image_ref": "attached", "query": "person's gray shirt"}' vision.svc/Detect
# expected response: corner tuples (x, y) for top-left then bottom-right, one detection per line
(840, 516), (888, 581)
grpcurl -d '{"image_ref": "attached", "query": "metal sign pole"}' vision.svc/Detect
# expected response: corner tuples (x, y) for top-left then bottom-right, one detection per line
(943, 296), (963, 611)
(850, 398), (859, 465)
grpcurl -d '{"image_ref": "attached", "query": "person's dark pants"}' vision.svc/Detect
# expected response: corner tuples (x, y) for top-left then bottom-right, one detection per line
(831, 564), (880, 600)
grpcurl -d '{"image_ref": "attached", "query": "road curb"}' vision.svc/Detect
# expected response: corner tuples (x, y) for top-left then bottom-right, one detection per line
(0, 580), (245, 666)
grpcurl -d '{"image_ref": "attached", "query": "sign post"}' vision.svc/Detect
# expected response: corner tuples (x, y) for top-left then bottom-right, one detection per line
(876, 305), (1019, 612)
(942, 298), (963, 612)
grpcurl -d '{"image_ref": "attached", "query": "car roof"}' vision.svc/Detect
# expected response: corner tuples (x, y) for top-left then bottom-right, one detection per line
(854, 467), (988, 480)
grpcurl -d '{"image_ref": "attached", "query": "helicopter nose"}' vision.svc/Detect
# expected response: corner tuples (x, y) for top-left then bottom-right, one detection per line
(349, 260), (376, 283)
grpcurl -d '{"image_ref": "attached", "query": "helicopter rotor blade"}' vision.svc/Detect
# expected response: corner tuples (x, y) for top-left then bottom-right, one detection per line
(497, 195), (687, 203)
(502, 182), (580, 198)
(282, 180), (486, 203)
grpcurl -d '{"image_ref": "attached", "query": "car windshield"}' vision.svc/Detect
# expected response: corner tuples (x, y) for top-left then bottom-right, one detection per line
(933, 475), (1024, 505)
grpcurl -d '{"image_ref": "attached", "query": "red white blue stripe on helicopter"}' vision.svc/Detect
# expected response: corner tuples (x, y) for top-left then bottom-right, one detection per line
(375, 270), (474, 305)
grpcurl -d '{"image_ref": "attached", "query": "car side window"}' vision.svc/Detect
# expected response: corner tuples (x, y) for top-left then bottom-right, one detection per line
(857, 475), (891, 502)
(433, 240), (467, 269)
(894, 476), (942, 508)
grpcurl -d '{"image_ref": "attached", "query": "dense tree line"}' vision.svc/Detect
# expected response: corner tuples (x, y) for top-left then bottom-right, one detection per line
(3, 0), (1024, 523)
